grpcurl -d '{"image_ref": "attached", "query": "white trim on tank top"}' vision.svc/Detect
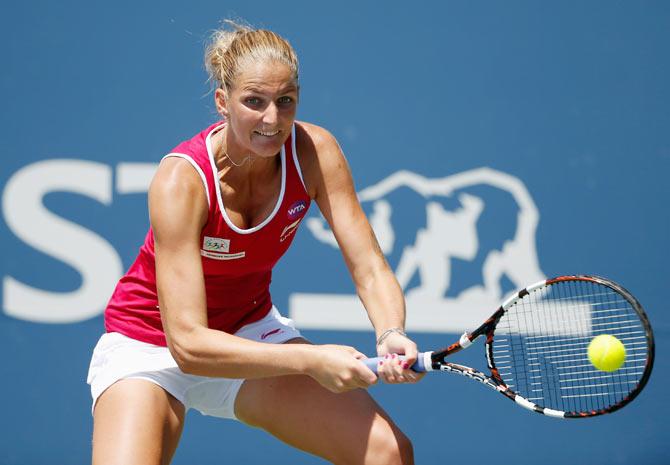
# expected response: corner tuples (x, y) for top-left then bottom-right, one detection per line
(161, 153), (211, 207)
(290, 124), (307, 191)
(206, 122), (287, 235)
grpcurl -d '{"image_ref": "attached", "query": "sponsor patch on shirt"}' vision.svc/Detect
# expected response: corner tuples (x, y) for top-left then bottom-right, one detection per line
(201, 236), (245, 260)
(203, 236), (230, 252)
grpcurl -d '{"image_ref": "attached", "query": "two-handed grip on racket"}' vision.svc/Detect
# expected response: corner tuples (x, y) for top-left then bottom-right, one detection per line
(362, 352), (434, 374)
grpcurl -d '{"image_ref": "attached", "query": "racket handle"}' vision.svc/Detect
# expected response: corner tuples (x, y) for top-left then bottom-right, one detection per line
(363, 352), (433, 374)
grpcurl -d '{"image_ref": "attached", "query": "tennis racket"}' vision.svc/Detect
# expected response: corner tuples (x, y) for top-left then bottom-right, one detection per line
(365, 275), (654, 418)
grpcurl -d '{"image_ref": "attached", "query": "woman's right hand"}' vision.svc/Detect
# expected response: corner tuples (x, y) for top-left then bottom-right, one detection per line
(306, 345), (378, 393)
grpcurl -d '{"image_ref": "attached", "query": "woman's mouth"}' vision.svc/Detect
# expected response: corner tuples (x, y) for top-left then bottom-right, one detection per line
(253, 129), (280, 137)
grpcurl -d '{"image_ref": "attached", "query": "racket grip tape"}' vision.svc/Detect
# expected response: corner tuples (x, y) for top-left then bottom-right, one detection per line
(363, 352), (433, 374)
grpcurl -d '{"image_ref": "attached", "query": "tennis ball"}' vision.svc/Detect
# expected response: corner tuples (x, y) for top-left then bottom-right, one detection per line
(588, 334), (626, 372)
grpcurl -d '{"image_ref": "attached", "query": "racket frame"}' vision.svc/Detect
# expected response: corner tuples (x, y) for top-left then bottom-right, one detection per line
(427, 275), (655, 418)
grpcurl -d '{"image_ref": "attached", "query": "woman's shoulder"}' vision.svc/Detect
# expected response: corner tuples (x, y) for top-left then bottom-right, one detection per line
(149, 156), (209, 233)
(294, 121), (350, 198)
(294, 121), (345, 175)
(295, 121), (340, 157)
(150, 156), (209, 205)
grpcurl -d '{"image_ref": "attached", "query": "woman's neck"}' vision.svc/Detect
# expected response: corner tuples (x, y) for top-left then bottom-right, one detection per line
(212, 128), (281, 185)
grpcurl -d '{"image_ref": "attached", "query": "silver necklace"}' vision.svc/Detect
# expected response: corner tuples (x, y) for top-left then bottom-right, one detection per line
(219, 127), (252, 167)
(223, 150), (252, 167)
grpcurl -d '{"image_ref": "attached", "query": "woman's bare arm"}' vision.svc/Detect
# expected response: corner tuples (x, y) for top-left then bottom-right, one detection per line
(150, 156), (376, 391)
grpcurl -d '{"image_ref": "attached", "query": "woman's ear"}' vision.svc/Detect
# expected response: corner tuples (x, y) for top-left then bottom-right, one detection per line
(215, 88), (229, 117)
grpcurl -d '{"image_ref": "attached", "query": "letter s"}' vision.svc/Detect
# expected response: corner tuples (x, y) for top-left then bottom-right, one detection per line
(2, 159), (123, 323)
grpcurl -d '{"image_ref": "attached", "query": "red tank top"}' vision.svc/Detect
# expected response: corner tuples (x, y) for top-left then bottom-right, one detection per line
(104, 122), (311, 346)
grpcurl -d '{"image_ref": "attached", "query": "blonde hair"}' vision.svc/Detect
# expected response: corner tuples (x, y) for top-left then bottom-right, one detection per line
(205, 20), (299, 96)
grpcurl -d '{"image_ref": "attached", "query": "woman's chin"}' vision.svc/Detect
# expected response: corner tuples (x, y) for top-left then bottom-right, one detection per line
(250, 137), (286, 156)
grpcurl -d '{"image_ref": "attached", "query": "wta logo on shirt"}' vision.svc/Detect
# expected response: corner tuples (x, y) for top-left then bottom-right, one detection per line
(287, 200), (307, 220)
(282, 201), (308, 242)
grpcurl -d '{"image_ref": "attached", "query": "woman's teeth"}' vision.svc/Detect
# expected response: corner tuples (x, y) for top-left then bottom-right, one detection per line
(254, 130), (280, 136)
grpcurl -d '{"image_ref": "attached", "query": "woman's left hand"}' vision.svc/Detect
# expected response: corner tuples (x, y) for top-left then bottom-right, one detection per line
(375, 332), (426, 384)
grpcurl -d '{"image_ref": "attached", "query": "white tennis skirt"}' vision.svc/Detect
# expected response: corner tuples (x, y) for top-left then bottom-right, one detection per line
(87, 306), (302, 420)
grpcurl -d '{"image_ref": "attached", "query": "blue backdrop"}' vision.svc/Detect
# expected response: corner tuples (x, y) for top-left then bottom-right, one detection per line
(1, 1), (668, 464)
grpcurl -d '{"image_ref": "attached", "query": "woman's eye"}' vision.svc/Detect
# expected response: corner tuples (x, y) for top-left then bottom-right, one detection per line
(278, 96), (294, 105)
(245, 97), (261, 105)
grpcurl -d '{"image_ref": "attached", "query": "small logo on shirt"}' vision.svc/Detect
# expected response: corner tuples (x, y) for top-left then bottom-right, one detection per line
(201, 236), (245, 260)
(280, 219), (302, 243)
(261, 328), (284, 340)
(287, 200), (307, 220)
(203, 236), (230, 252)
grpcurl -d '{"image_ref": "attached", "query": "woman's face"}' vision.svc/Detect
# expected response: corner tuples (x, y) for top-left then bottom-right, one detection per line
(217, 60), (298, 159)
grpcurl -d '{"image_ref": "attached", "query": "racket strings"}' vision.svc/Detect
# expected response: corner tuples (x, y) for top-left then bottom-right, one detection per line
(490, 279), (649, 414)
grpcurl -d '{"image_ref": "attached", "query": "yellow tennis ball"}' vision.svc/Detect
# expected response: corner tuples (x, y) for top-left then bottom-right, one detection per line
(588, 334), (626, 372)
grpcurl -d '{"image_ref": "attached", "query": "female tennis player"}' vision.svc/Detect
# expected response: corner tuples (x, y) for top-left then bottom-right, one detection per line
(88, 20), (421, 465)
